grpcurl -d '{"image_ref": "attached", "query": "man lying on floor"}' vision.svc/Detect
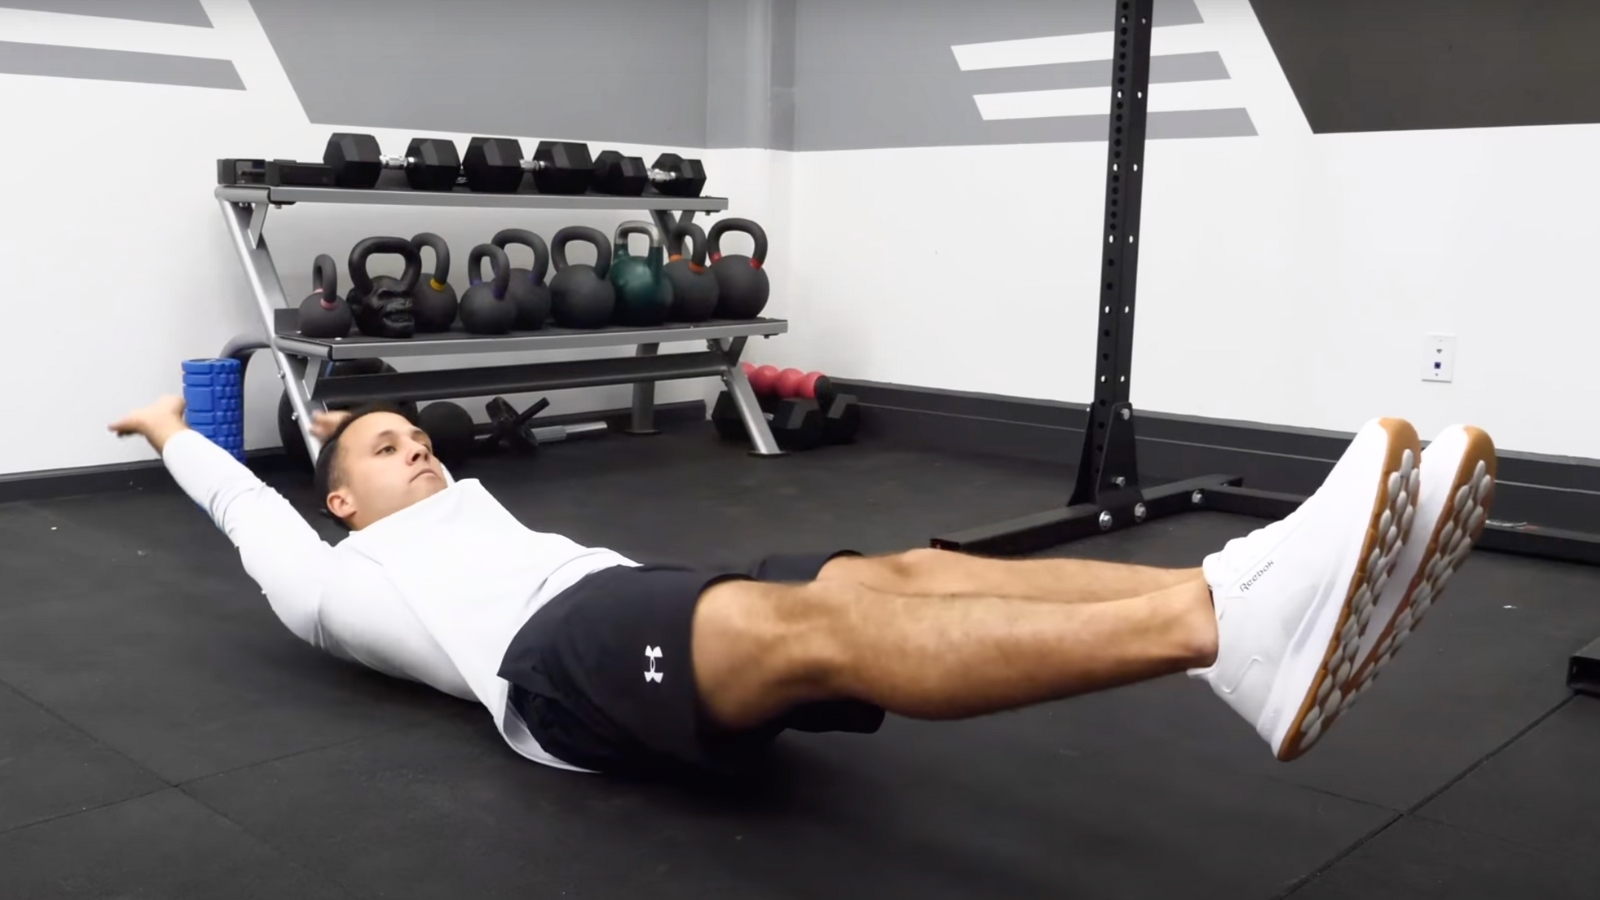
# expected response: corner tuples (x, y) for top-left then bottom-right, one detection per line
(110, 396), (1497, 775)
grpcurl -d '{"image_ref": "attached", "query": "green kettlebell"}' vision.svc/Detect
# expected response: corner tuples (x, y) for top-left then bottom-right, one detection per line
(608, 220), (673, 327)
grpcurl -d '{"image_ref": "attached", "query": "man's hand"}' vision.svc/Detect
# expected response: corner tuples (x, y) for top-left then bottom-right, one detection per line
(109, 395), (190, 453)
(308, 409), (352, 441)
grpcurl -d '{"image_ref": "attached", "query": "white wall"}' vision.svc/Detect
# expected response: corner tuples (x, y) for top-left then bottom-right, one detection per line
(6, 0), (1597, 478)
(771, 0), (1600, 461)
(0, 0), (780, 477)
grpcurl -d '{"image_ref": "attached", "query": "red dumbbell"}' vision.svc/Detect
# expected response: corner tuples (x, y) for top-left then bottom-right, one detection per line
(773, 367), (837, 407)
(741, 362), (783, 396)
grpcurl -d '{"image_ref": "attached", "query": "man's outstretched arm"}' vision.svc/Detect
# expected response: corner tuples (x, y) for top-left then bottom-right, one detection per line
(110, 396), (337, 647)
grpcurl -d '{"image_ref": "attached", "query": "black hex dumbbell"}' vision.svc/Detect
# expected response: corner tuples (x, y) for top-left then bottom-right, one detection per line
(592, 150), (707, 197)
(462, 137), (593, 194)
(484, 396), (551, 454)
(323, 133), (460, 190)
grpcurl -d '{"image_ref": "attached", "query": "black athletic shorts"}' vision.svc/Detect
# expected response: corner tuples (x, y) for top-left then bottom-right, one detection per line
(498, 551), (886, 777)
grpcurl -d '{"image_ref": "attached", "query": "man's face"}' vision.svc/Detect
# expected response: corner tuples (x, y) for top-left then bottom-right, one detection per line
(325, 412), (448, 529)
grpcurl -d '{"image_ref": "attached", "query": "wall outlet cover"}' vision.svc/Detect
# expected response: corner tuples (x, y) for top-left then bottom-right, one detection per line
(1423, 334), (1457, 383)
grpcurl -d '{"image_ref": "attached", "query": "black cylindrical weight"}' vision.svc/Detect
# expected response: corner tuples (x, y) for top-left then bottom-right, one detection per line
(410, 233), (459, 333)
(707, 218), (770, 319)
(549, 226), (616, 329)
(297, 254), (352, 338)
(491, 228), (552, 330)
(346, 236), (422, 338)
(417, 401), (476, 468)
(458, 244), (517, 334)
(663, 221), (719, 322)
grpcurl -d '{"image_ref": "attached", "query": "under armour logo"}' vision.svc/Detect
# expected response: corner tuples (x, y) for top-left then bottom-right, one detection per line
(644, 646), (664, 683)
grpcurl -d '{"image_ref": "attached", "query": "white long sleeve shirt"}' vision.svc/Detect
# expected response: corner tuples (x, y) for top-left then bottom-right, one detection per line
(161, 428), (635, 771)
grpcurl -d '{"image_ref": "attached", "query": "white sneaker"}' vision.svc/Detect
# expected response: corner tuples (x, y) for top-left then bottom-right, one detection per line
(1193, 417), (1421, 761)
(1344, 425), (1498, 696)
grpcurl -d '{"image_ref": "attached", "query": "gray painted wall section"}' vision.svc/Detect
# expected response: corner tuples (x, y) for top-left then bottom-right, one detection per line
(790, 0), (1253, 150)
(0, 0), (1246, 148)
(704, 0), (796, 149)
(248, 0), (710, 147)
(0, 0), (211, 26)
(769, 0), (796, 150)
(0, 39), (241, 89)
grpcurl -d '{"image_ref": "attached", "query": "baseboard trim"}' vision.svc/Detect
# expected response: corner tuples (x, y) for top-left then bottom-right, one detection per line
(841, 379), (1600, 535)
(0, 400), (707, 506)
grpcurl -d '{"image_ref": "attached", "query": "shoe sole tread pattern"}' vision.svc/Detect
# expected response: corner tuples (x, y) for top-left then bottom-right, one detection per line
(1344, 427), (1497, 701)
(1276, 417), (1421, 762)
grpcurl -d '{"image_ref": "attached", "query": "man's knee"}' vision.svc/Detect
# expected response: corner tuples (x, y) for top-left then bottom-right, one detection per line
(896, 547), (958, 572)
(819, 547), (953, 587)
(691, 580), (845, 727)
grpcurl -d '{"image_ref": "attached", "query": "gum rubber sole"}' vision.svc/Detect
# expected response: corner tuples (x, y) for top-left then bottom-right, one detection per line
(1342, 427), (1498, 702)
(1275, 418), (1421, 762)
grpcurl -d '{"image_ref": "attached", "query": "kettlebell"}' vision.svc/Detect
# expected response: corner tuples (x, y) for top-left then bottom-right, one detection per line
(346, 236), (422, 339)
(410, 232), (459, 333)
(297, 254), (351, 338)
(491, 228), (552, 330)
(663, 221), (718, 322)
(458, 243), (517, 335)
(608, 221), (673, 327)
(707, 218), (770, 319)
(549, 226), (615, 329)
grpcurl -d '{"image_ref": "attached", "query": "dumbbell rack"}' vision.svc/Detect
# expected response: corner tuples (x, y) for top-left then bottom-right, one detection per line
(213, 180), (788, 465)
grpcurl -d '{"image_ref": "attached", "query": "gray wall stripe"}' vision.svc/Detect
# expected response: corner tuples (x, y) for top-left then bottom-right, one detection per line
(0, 40), (242, 90)
(959, 51), (1231, 94)
(0, 0), (211, 27)
(802, 107), (1254, 151)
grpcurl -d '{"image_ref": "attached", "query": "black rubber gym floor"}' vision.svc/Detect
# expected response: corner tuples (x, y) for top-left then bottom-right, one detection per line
(3, 426), (1599, 898)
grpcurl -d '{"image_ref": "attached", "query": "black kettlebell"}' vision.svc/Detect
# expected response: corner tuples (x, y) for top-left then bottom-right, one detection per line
(549, 226), (615, 329)
(297, 254), (351, 338)
(490, 228), (552, 330)
(410, 233), (458, 333)
(458, 243), (517, 335)
(663, 221), (718, 322)
(346, 237), (422, 339)
(707, 218), (770, 319)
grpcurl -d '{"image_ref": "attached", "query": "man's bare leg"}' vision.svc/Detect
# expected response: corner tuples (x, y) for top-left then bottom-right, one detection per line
(816, 547), (1201, 604)
(692, 575), (1217, 730)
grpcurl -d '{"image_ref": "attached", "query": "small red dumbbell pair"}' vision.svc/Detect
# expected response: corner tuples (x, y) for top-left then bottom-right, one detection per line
(747, 365), (842, 408)
(712, 363), (862, 450)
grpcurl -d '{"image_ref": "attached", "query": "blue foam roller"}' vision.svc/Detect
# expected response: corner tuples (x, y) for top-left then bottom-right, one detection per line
(182, 358), (245, 426)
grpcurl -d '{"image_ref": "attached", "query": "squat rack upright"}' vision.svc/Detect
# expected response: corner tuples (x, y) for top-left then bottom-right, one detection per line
(932, 0), (1600, 590)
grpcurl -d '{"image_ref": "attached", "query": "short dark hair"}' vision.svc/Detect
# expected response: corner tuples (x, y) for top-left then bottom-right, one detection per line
(312, 402), (417, 523)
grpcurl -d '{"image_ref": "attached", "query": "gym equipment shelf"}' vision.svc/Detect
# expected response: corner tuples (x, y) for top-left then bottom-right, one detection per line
(214, 181), (787, 465)
(217, 184), (729, 212)
(932, 0), (1600, 586)
(269, 310), (784, 361)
